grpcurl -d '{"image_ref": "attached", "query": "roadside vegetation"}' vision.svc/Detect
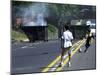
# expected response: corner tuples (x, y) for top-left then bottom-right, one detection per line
(12, 30), (28, 42)
(12, 24), (58, 42)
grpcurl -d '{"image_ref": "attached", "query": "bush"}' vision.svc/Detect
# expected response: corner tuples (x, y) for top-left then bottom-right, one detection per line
(48, 24), (58, 40)
(12, 30), (28, 42)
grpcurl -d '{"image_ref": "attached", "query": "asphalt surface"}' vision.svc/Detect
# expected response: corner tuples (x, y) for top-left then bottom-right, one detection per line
(11, 39), (96, 74)
(11, 40), (62, 74)
(62, 39), (96, 71)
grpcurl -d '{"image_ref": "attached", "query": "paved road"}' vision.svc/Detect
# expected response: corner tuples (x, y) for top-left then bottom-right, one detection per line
(62, 39), (96, 71)
(11, 40), (62, 74)
(11, 39), (96, 74)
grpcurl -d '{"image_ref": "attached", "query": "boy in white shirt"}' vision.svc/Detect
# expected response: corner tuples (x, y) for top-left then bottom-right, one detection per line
(60, 25), (73, 67)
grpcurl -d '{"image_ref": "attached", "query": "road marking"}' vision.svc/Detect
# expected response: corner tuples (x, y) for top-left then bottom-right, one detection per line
(56, 39), (85, 71)
(49, 40), (85, 72)
(49, 44), (81, 72)
(41, 40), (82, 72)
(50, 64), (59, 71)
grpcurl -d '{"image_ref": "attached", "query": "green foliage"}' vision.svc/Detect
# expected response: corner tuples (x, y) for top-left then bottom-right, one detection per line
(12, 30), (28, 42)
(48, 24), (58, 39)
(48, 24), (57, 32)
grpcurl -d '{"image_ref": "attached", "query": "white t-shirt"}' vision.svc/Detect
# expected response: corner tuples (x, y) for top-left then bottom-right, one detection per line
(62, 30), (73, 48)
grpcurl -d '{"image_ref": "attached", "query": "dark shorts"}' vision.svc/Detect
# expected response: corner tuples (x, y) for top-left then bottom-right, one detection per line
(85, 43), (90, 48)
(62, 46), (71, 53)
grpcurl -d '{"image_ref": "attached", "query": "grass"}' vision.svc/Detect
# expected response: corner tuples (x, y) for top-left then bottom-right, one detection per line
(12, 30), (28, 42)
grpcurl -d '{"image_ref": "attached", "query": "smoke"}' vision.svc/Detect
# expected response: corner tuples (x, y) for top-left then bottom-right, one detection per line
(13, 2), (49, 26)
(36, 13), (47, 26)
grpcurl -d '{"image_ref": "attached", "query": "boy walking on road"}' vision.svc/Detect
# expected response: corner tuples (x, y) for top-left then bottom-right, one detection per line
(60, 25), (73, 67)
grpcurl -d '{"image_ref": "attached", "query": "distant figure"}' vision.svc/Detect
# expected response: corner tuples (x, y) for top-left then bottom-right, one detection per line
(84, 30), (92, 53)
(60, 25), (73, 67)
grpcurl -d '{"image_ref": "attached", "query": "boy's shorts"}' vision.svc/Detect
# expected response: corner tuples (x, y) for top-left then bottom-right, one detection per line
(62, 46), (72, 54)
